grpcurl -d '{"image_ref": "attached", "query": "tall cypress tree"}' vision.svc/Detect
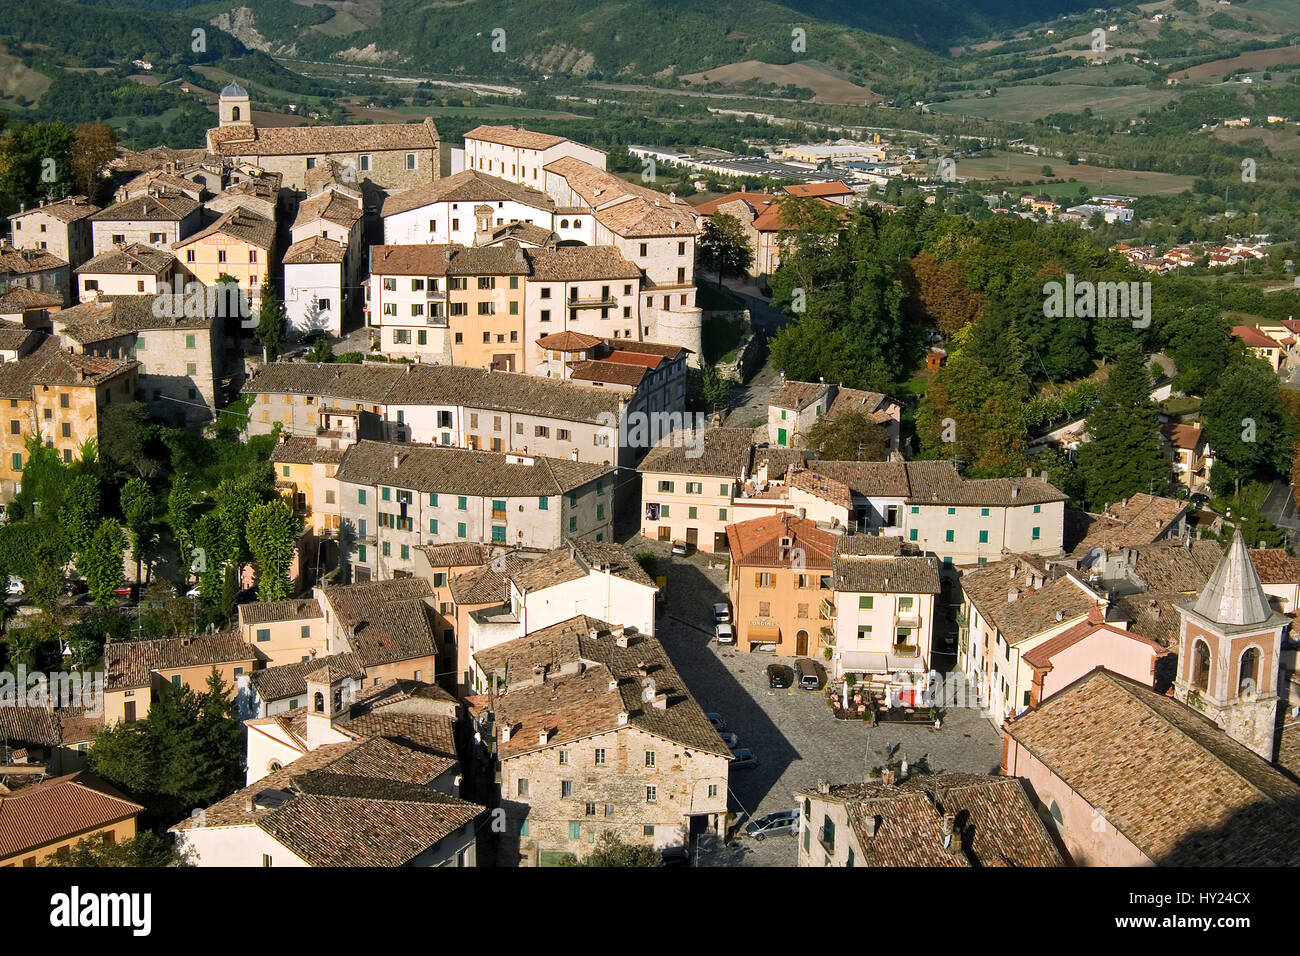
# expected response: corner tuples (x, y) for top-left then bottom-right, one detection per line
(1076, 342), (1168, 508)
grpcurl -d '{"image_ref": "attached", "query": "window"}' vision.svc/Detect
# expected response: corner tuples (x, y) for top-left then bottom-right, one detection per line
(585, 802), (597, 816)
(360, 154), (371, 172)
(859, 596), (874, 610)
(1033, 504), (1041, 514)
(1031, 527), (1040, 541)
(822, 815), (835, 852)
(909, 529), (918, 541)
(405, 153), (417, 170)
(688, 506), (697, 519)
(945, 530), (955, 543)
(538, 496), (548, 510)
(457, 522), (467, 538)
(1239, 647), (1259, 695)
(979, 530), (989, 544)
(256, 628), (270, 643)
(561, 780), (573, 798)
(568, 822), (580, 840)
(658, 480), (675, 493)
(517, 778), (529, 797)
(645, 751), (656, 767)
(594, 748), (606, 765)
(646, 786), (657, 802)
(358, 489), (367, 505)
(11, 453), (21, 472)
(685, 481), (702, 494)
(559, 750), (569, 765)
(719, 509), (728, 520)
(59, 393), (69, 409)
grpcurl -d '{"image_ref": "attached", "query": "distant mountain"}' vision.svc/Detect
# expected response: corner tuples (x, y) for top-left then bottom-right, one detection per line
(80, 0), (1134, 80)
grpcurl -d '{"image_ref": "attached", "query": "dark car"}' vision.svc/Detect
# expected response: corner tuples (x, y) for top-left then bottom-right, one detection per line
(796, 658), (822, 691)
(1189, 492), (1211, 508)
(767, 664), (794, 689)
(236, 587), (258, 604)
(299, 328), (327, 345)
(62, 579), (87, 596)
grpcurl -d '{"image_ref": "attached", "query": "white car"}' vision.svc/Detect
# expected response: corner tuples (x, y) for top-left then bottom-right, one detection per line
(186, 585), (202, 598)
(712, 603), (731, 624)
(715, 623), (735, 645)
(6, 577), (24, 596)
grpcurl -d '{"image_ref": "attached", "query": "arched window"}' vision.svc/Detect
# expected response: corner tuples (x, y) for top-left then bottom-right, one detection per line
(268, 760), (282, 772)
(231, 106), (241, 122)
(313, 691), (324, 713)
(1239, 647), (1260, 697)
(1192, 640), (1211, 692)
(560, 219), (569, 229)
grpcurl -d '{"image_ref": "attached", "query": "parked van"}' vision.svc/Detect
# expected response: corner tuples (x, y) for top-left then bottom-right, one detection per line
(796, 658), (821, 691)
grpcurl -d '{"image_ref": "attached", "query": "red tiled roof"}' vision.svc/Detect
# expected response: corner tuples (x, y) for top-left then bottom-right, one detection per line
(1233, 325), (1282, 349)
(0, 771), (142, 859)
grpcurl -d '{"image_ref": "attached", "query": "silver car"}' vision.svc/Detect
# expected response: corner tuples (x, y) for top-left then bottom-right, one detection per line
(745, 810), (798, 840)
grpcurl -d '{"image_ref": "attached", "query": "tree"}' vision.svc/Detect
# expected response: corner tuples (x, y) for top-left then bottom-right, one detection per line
(697, 212), (754, 284)
(41, 831), (185, 867)
(60, 473), (101, 558)
(256, 278), (286, 360)
(88, 671), (245, 826)
(907, 251), (984, 337)
(1202, 358), (1298, 490)
(98, 402), (154, 477)
(69, 122), (117, 201)
(245, 499), (302, 602)
(166, 473), (199, 581)
(120, 477), (155, 587)
(559, 832), (663, 867)
(83, 520), (126, 608)
(806, 411), (890, 461)
(1075, 343), (1168, 508)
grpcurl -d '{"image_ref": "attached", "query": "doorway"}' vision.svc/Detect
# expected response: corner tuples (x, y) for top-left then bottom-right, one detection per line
(796, 630), (809, 656)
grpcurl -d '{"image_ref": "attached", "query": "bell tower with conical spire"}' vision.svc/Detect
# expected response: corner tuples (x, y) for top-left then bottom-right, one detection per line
(1174, 528), (1288, 759)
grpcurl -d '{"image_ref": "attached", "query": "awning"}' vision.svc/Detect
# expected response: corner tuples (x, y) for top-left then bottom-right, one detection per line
(747, 624), (780, 642)
(839, 650), (927, 674)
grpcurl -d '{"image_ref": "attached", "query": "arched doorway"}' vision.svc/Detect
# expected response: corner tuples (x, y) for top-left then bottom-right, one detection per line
(796, 630), (809, 656)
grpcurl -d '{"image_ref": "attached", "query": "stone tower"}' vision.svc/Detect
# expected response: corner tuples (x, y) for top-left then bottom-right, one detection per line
(218, 81), (251, 127)
(1174, 528), (1288, 759)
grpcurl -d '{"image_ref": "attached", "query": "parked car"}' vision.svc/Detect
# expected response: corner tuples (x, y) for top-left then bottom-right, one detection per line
(62, 579), (86, 596)
(6, 577), (25, 596)
(1190, 492), (1211, 508)
(714, 623), (735, 645)
(730, 748), (758, 770)
(712, 602), (731, 624)
(113, 584), (139, 602)
(186, 585), (202, 598)
(745, 810), (798, 840)
(236, 587), (257, 603)
(670, 540), (691, 557)
(767, 663), (794, 689)
(796, 658), (822, 691)
(718, 731), (739, 750)
(299, 328), (327, 344)
(705, 713), (726, 732)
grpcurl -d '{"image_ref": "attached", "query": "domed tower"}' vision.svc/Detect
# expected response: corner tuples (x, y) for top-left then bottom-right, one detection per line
(1174, 528), (1289, 759)
(218, 81), (251, 127)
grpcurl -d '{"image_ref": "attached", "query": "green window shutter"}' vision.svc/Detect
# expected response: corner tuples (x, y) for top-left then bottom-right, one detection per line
(910, 506), (918, 514)
(457, 522), (467, 538)
(135, 336), (145, 350)
(358, 545), (367, 562)
(1032, 527), (1040, 540)
(381, 542), (390, 557)
(429, 518), (438, 534)
(400, 544), (410, 560)
(458, 496), (468, 510)
(688, 506), (697, 519)
(256, 628), (270, 642)
(719, 509), (727, 520)
(358, 489), (366, 505)
(185, 334), (196, 349)
(980, 507), (989, 517)
(979, 530), (988, 543)
(859, 596), (873, 610)
(429, 492), (438, 506)
(539, 496), (548, 510)
(945, 530), (954, 543)
(569, 517), (577, 531)
(492, 525), (506, 543)
(1033, 504), (1041, 514)
(909, 529), (917, 541)
(381, 487), (391, 501)
(660, 505), (669, 517)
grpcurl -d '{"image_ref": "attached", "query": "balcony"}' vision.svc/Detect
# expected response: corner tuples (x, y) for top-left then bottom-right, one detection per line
(567, 296), (618, 309)
(819, 626), (835, 647)
(892, 643), (920, 659)
(895, 609), (920, 629)
(425, 314), (448, 327)
(819, 599), (836, 620)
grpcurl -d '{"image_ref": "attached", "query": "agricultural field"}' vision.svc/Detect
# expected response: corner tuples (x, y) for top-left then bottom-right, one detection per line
(929, 82), (1173, 122)
(955, 151), (1196, 197)
(0, 48), (52, 107)
(682, 59), (881, 105)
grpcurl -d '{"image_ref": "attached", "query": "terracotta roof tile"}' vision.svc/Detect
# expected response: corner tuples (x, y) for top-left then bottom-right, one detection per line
(0, 771), (142, 859)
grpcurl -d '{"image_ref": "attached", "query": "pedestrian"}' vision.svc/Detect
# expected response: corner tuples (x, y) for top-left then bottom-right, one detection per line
(870, 700), (878, 727)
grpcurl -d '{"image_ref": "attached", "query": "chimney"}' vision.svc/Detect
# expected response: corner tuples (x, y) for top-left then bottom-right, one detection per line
(500, 723), (512, 743)
(1011, 485), (1020, 500)
(882, 767), (896, 786)
(531, 664), (546, 686)
(246, 794), (256, 813)
(816, 780), (830, 794)
(392, 453), (400, 469)
(538, 728), (549, 746)
(1054, 609), (1064, 622)
(867, 814), (881, 837)
(636, 662), (649, 677)
(640, 676), (656, 702)
(608, 678), (618, 692)
(617, 711), (628, 725)
(615, 628), (628, 648)
(652, 692), (668, 710)
(1007, 587), (1021, 603)
(1087, 605), (1105, 625)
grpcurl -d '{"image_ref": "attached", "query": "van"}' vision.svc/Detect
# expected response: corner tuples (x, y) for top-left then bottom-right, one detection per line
(796, 658), (821, 691)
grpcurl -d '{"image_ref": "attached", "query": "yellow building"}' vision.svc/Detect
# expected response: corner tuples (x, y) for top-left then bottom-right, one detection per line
(726, 513), (839, 656)
(101, 633), (263, 725)
(237, 598), (328, 669)
(172, 208), (276, 313)
(0, 337), (137, 501)
(0, 771), (142, 867)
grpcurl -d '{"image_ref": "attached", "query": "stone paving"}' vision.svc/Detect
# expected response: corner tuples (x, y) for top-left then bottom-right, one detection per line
(632, 537), (1005, 867)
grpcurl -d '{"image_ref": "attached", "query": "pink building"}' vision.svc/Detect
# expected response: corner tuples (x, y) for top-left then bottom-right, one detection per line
(1022, 607), (1167, 705)
(1002, 668), (1300, 866)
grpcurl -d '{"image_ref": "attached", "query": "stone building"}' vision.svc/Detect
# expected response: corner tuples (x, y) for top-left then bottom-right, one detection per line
(467, 614), (730, 865)
(6, 196), (99, 272)
(207, 82), (440, 194)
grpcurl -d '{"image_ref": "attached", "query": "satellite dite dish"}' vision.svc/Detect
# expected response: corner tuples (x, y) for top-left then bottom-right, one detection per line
(1080, 548), (1105, 571)
(491, 553), (507, 572)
